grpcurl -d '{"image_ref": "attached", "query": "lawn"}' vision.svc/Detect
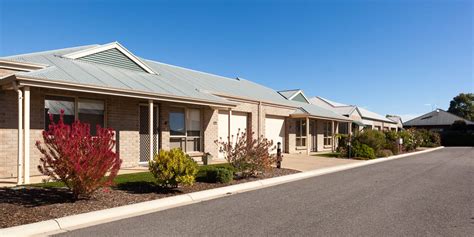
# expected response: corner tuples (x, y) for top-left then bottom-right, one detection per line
(313, 152), (341, 158)
(30, 163), (235, 188)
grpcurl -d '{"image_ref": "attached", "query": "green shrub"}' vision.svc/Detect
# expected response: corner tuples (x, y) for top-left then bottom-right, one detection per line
(398, 129), (421, 151)
(417, 129), (441, 147)
(352, 142), (376, 160)
(352, 130), (386, 154)
(205, 167), (233, 183)
(149, 149), (198, 188)
(376, 149), (394, 157)
(441, 130), (474, 146)
(383, 130), (400, 155)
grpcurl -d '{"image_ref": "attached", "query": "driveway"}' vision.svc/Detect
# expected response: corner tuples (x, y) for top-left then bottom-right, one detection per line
(56, 147), (473, 236)
(282, 153), (362, 171)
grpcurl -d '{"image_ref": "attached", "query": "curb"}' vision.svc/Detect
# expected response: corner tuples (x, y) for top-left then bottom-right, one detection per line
(1, 146), (444, 237)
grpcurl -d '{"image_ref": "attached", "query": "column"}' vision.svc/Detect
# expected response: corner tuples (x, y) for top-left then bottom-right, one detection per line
(306, 117), (310, 155)
(148, 100), (154, 161)
(23, 86), (30, 184)
(331, 121), (335, 152)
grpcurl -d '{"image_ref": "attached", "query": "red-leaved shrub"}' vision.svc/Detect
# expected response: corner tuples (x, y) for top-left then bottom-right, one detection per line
(36, 111), (122, 199)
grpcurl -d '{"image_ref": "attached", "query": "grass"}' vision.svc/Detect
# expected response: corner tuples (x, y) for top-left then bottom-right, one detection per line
(313, 152), (341, 158)
(29, 163), (235, 188)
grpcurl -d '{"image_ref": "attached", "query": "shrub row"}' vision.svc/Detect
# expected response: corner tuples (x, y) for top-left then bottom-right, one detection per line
(37, 113), (272, 199)
(340, 128), (440, 160)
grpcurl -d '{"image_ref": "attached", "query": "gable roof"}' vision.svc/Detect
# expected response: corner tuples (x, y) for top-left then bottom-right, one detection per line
(403, 109), (474, 126)
(0, 42), (350, 122)
(277, 89), (309, 103)
(63, 42), (157, 74)
(0, 44), (234, 107)
(387, 115), (403, 124)
(309, 96), (395, 123)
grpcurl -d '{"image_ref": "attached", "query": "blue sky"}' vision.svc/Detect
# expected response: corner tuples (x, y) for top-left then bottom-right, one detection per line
(0, 0), (472, 121)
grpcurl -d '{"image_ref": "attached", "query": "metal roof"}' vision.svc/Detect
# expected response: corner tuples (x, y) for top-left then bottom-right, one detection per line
(404, 109), (474, 126)
(0, 45), (235, 106)
(309, 96), (395, 123)
(0, 42), (350, 121)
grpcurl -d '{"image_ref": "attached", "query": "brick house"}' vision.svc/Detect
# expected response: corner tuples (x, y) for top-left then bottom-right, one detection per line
(0, 42), (351, 184)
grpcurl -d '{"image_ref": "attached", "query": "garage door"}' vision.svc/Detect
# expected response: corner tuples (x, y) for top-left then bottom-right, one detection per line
(217, 111), (248, 158)
(265, 116), (285, 153)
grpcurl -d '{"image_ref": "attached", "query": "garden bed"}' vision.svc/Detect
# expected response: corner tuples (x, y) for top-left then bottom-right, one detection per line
(0, 166), (298, 228)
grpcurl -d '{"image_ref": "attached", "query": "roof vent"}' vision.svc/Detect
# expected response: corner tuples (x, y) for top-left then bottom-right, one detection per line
(235, 77), (241, 81)
(436, 109), (440, 113)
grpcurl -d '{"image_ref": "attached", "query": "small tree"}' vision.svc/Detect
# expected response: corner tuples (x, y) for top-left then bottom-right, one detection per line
(216, 131), (276, 178)
(36, 111), (122, 199)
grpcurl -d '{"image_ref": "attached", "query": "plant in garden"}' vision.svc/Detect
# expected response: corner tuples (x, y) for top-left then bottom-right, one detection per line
(215, 130), (277, 178)
(351, 142), (376, 160)
(383, 130), (400, 155)
(148, 148), (198, 188)
(351, 130), (386, 154)
(205, 167), (233, 183)
(398, 129), (421, 151)
(36, 111), (122, 200)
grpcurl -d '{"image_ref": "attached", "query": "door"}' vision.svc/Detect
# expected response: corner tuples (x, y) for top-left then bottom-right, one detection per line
(265, 116), (285, 153)
(139, 105), (158, 163)
(217, 110), (248, 158)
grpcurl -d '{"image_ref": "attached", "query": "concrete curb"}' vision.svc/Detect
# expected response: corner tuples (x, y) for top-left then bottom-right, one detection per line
(0, 146), (444, 237)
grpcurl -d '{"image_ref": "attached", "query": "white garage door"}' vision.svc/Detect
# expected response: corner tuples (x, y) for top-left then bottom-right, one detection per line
(217, 111), (248, 158)
(265, 116), (285, 153)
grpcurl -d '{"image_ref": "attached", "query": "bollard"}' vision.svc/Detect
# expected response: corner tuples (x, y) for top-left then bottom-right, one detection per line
(276, 142), (282, 169)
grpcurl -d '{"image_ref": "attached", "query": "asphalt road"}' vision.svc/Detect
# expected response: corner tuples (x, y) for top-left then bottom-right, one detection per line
(56, 147), (473, 237)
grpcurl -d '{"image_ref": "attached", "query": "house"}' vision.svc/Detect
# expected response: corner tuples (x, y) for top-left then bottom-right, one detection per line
(403, 109), (474, 131)
(386, 115), (403, 130)
(0, 42), (352, 184)
(309, 96), (400, 133)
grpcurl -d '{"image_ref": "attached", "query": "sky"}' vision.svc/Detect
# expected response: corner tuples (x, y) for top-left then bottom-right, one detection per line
(0, 0), (472, 122)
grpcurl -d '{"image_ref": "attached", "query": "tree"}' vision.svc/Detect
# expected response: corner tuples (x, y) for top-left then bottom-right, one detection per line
(447, 93), (474, 121)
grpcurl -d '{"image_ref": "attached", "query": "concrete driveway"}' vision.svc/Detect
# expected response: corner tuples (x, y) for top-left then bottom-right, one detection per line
(281, 153), (362, 171)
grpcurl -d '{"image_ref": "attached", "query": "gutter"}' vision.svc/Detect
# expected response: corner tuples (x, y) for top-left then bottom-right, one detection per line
(15, 76), (237, 108)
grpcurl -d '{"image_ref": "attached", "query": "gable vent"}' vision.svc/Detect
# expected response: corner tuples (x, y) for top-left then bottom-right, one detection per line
(78, 48), (147, 72)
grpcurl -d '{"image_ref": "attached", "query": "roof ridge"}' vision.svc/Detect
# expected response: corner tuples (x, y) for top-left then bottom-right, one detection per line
(1, 44), (98, 59)
(143, 58), (243, 83)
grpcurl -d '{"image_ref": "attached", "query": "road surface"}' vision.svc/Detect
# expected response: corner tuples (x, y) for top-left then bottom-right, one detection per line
(56, 147), (473, 236)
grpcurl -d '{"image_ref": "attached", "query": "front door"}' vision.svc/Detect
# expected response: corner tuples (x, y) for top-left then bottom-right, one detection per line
(139, 105), (159, 164)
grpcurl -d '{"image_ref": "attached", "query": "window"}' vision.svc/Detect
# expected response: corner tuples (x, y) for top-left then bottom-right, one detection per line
(44, 96), (75, 130)
(44, 96), (106, 135)
(186, 109), (201, 152)
(78, 99), (105, 135)
(323, 121), (333, 146)
(169, 108), (185, 136)
(295, 119), (307, 147)
(169, 108), (202, 152)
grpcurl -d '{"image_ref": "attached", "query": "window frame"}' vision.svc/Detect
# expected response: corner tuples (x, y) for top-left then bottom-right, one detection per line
(323, 121), (333, 147)
(295, 118), (307, 148)
(43, 94), (107, 131)
(169, 106), (203, 153)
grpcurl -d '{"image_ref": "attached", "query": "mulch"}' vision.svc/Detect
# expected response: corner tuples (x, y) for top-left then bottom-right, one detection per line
(0, 167), (298, 228)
